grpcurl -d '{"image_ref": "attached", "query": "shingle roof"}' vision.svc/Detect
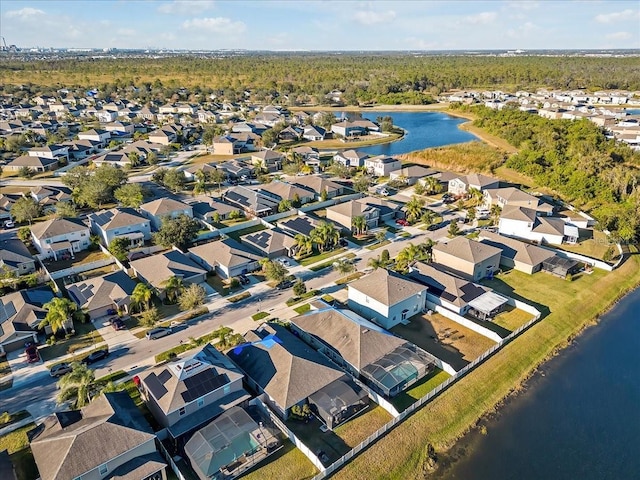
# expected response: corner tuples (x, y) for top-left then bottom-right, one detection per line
(89, 208), (148, 231)
(479, 231), (556, 267)
(500, 205), (538, 222)
(240, 229), (295, 255)
(67, 271), (136, 313)
(29, 392), (155, 480)
(228, 323), (346, 410)
(7, 155), (58, 169)
(140, 344), (245, 415)
(292, 307), (408, 370)
(140, 198), (190, 217)
(327, 200), (375, 219)
(189, 238), (261, 269)
(30, 218), (88, 240)
(130, 250), (207, 288)
(0, 287), (54, 343)
(433, 236), (502, 264)
(256, 181), (312, 202)
(349, 268), (426, 306)
(409, 262), (487, 307)
(0, 239), (34, 270)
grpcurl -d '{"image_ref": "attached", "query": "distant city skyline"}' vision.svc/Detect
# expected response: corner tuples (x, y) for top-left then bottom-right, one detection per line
(1, 0), (639, 51)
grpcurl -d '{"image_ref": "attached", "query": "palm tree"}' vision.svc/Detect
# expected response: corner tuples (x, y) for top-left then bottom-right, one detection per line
(420, 209), (437, 227)
(40, 297), (77, 334)
(352, 215), (367, 236)
(367, 256), (386, 270)
(311, 222), (340, 252)
(424, 176), (442, 195)
(293, 234), (313, 257)
(396, 243), (421, 272)
(333, 258), (355, 274)
(375, 228), (387, 244)
(405, 196), (425, 224)
(131, 282), (153, 313)
(490, 204), (502, 226)
(468, 187), (483, 206)
(162, 276), (184, 304)
(57, 362), (95, 408)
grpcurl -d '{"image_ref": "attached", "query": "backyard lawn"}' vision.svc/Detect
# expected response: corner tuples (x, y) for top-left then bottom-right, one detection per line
(391, 312), (497, 372)
(391, 369), (452, 412)
(242, 439), (317, 480)
(286, 416), (349, 465)
(333, 406), (392, 447)
(491, 305), (535, 331)
(555, 229), (614, 261)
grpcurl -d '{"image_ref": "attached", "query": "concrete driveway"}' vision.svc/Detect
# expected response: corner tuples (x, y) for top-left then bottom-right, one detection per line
(93, 316), (138, 349)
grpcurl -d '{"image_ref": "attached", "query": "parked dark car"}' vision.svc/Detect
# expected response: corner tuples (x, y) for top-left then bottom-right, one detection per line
(111, 318), (126, 330)
(25, 343), (40, 363)
(82, 349), (109, 364)
(238, 274), (250, 285)
(276, 280), (294, 290)
(339, 238), (348, 247)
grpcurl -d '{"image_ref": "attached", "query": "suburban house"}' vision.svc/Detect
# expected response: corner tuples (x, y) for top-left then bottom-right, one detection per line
(326, 200), (380, 232)
(92, 151), (137, 167)
(78, 128), (111, 146)
(30, 218), (91, 260)
(183, 163), (218, 182)
(498, 205), (576, 245)
(188, 197), (238, 223)
(88, 207), (152, 247)
(184, 406), (280, 480)
(5, 155), (59, 172)
(363, 155), (402, 177)
(251, 150), (284, 171)
(0, 193), (21, 220)
(216, 159), (253, 180)
(140, 198), (193, 230)
(432, 236), (502, 281)
(408, 262), (508, 319)
(356, 196), (403, 222)
(333, 149), (369, 168)
(483, 187), (555, 216)
(28, 392), (166, 480)
(139, 344), (250, 442)
(130, 250), (207, 298)
(0, 239), (36, 275)
(228, 323), (368, 429)
(188, 238), (262, 279)
(0, 286), (55, 354)
(223, 186), (279, 217)
(479, 231), (557, 274)
(291, 304), (436, 397)
(239, 229), (296, 259)
(63, 139), (100, 160)
(30, 186), (72, 212)
(255, 181), (315, 206)
(148, 126), (178, 145)
(278, 215), (319, 238)
(302, 125), (326, 141)
(28, 144), (69, 162)
(291, 175), (348, 199)
(348, 268), (427, 329)
(211, 135), (239, 155)
(104, 121), (135, 136)
(389, 165), (438, 185)
(448, 173), (500, 196)
(67, 270), (137, 319)
(331, 120), (377, 137)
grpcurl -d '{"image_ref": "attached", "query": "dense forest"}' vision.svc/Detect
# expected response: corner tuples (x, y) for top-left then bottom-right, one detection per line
(1, 54), (640, 105)
(464, 105), (640, 242)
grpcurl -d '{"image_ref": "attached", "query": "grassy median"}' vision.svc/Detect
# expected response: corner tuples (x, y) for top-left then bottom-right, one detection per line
(332, 254), (640, 480)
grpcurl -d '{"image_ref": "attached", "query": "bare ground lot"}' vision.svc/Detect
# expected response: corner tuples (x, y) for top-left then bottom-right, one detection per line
(392, 312), (497, 371)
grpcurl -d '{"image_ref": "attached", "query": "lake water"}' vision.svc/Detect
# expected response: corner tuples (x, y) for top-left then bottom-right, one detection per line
(436, 287), (640, 480)
(332, 111), (478, 156)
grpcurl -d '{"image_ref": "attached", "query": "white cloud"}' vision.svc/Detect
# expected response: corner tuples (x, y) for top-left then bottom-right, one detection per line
(353, 10), (396, 26)
(181, 17), (246, 34)
(5, 7), (45, 19)
(158, 0), (216, 15)
(606, 31), (632, 40)
(463, 11), (497, 25)
(507, 21), (539, 38)
(595, 9), (640, 23)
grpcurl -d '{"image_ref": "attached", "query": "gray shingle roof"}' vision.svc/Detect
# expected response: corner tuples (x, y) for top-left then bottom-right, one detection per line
(89, 208), (148, 231)
(349, 268), (426, 306)
(67, 271), (136, 313)
(29, 392), (155, 480)
(479, 231), (556, 267)
(130, 250), (207, 289)
(30, 218), (88, 240)
(140, 198), (190, 217)
(433, 236), (502, 264)
(189, 238), (261, 269)
(409, 262), (487, 308)
(0, 239), (34, 270)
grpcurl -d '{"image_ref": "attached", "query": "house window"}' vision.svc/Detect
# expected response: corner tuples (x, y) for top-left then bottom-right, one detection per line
(223, 384), (231, 395)
(402, 309), (409, 320)
(197, 397), (204, 408)
(178, 407), (186, 416)
(99, 463), (108, 475)
(81, 233), (86, 237)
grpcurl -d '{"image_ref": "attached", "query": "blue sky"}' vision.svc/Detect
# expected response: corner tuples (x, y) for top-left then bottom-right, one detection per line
(1, 0), (639, 51)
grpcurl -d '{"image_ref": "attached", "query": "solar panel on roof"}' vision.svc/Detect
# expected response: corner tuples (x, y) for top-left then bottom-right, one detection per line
(247, 231), (270, 248)
(181, 370), (228, 403)
(146, 374), (168, 400)
(158, 369), (172, 384)
(24, 288), (54, 306)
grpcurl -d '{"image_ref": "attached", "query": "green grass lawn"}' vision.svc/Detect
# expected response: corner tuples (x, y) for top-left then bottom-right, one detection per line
(0, 423), (39, 480)
(252, 311), (270, 321)
(285, 290), (319, 307)
(0, 410), (30, 428)
(298, 247), (346, 267)
(0, 357), (12, 391)
(335, 272), (365, 285)
(334, 406), (392, 447)
(365, 239), (391, 250)
(308, 252), (356, 272)
(241, 439), (317, 480)
(39, 321), (105, 362)
(293, 303), (311, 315)
(555, 229), (614, 261)
(206, 274), (243, 297)
(333, 254), (640, 480)
(391, 369), (452, 412)
(491, 305), (535, 331)
(227, 291), (251, 303)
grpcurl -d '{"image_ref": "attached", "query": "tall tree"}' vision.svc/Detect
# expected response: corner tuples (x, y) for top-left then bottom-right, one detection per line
(41, 297), (77, 334)
(54, 201), (77, 218)
(11, 197), (41, 224)
(352, 215), (367, 236)
(153, 214), (200, 249)
(293, 234), (313, 257)
(311, 221), (340, 252)
(178, 283), (206, 311)
(405, 196), (425, 224)
(162, 276), (184, 304)
(131, 282), (153, 312)
(56, 362), (95, 408)
(114, 183), (145, 208)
